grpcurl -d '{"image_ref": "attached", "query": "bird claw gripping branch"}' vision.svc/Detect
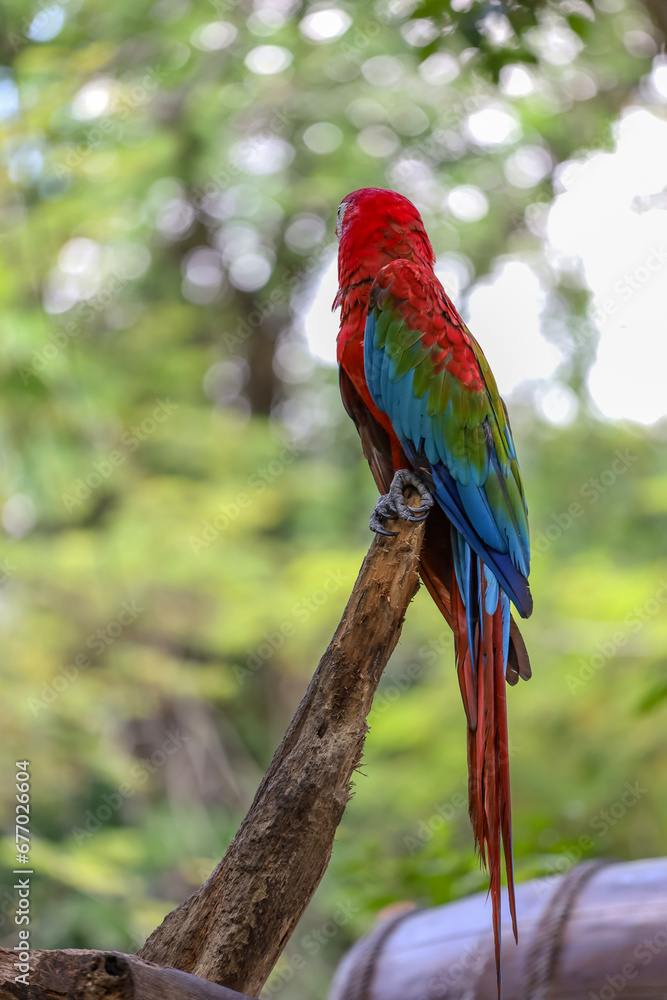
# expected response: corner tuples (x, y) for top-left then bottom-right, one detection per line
(369, 468), (435, 536)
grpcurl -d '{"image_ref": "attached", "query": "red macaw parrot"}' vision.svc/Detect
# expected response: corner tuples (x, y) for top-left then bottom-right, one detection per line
(334, 187), (532, 986)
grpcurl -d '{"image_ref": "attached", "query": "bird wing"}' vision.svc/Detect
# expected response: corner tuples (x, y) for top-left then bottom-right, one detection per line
(364, 257), (532, 618)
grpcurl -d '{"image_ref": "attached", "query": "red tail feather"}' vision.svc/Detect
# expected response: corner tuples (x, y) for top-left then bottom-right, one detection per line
(342, 375), (526, 991)
(452, 571), (517, 995)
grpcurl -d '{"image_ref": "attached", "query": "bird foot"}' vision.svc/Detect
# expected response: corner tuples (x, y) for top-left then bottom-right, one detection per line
(369, 469), (434, 536)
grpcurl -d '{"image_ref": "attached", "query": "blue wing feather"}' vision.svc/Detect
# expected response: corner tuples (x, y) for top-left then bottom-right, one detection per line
(364, 264), (532, 618)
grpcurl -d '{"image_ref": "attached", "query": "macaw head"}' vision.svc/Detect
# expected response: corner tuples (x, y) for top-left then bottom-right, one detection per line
(335, 187), (435, 295)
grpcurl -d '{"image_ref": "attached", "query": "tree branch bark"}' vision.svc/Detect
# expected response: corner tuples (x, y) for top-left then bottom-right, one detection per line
(138, 502), (426, 995)
(0, 949), (257, 1000)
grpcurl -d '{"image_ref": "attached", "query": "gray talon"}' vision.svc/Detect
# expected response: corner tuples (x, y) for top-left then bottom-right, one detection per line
(389, 469), (434, 521)
(369, 494), (398, 536)
(369, 469), (434, 535)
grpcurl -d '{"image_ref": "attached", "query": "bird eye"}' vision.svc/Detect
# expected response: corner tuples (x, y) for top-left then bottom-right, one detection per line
(336, 202), (348, 240)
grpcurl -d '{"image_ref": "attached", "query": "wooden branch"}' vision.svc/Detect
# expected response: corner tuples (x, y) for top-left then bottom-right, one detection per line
(139, 501), (427, 995)
(0, 949), (257, 1000)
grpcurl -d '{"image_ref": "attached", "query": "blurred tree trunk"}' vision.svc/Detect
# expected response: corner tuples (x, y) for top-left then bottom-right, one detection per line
(642, 0), (667, 38)
(243, 307), (281, 415)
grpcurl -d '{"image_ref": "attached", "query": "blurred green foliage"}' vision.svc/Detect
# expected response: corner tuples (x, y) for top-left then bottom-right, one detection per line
(1, 0), (667, 996)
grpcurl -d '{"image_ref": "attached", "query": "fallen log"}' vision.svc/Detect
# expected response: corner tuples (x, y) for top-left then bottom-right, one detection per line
(327, 857), (667, 1000)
